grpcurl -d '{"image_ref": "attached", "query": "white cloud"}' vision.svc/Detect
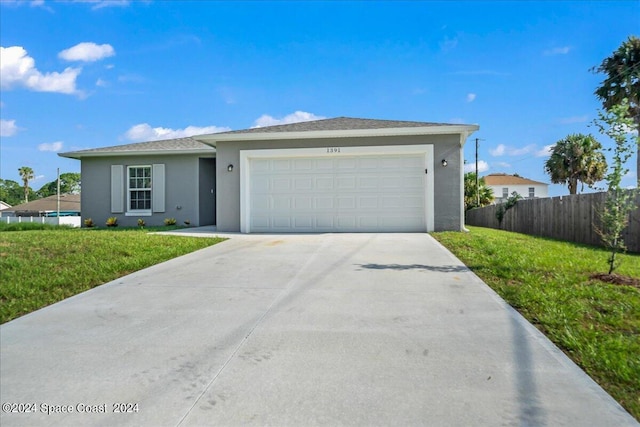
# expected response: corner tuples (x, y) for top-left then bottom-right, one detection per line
(252, 111), (326, 128)
(494, 161), (512, 169)
(466, 93), (476, 103)
(0, 119), (18, 137)
(622, 123), (639, 136)
(0, 46), (81, 95)
(464, 160), (489, 173)
(544, 46), (571, 55)
(489, 143), (536, 157)
(38, 141), (64, 152)
(448, 117), (466, 124)
(536, 144), (554, 157)
(96, 78), (108, 87)
(59, 42), (115, 62)
(70, 0), (131, 10)
(1, 0), (51, 9)
(490, 144), (506, 156)
(439, 36), (458, 52)
(124, 123), (231, 142)
(558, 115), (588, 124)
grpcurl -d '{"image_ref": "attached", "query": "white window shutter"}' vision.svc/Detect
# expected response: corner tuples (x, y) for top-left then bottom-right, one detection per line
(111, 165), (124, 213)
(152, 164), (165, 212)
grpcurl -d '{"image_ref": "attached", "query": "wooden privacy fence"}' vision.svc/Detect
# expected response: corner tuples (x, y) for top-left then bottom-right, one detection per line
(465, 191), (640, 253)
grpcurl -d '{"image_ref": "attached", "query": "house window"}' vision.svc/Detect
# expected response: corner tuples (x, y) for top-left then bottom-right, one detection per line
(529, 187), (535, 198)
(502, 188), (509, 199)
(128, 166), (152, 211)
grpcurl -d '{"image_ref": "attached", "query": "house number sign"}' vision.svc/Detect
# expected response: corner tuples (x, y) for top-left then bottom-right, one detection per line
(326, 147), (341, 153)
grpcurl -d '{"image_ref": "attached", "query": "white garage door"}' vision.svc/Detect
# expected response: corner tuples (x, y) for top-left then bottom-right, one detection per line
(247, 153), (427, 232)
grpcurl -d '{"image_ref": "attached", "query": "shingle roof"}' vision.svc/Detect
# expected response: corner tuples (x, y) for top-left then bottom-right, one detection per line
(59, 137), (215, 159)
(4, 194), (81, 212)
(483, 173), (548, 186)
(218, 117), (455, 135)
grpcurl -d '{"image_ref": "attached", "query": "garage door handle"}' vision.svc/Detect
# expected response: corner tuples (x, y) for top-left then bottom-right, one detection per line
(425, 168), (428, 174)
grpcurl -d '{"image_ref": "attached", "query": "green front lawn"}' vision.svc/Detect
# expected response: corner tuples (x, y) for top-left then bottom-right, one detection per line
(432, 226), (640, 420)
(0, 226), (225, 324)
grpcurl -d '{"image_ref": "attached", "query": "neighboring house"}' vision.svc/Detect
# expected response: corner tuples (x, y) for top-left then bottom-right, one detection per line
(0, 201), (11, 211)
(60, 117), (479, 232)
(0, 194), (81, 217)
(483, 173), (549, 202)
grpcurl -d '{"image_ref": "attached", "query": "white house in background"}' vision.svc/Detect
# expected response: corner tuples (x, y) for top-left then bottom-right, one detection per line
(483, 173), (549, 202)
(0, 201), (11, 211)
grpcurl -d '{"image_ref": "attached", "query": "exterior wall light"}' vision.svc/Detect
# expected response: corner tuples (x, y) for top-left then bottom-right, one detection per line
(441, 159), (448, 167)
(227, 164), (234, 172)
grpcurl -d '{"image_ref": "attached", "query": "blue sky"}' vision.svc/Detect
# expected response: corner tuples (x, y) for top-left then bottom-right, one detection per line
(1, 0), (638, 197)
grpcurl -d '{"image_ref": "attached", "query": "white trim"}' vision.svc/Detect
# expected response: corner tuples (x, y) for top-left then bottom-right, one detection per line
(125, 211), (152, 217)
(59, 150), (215, 160)
(240, 145), (434, 233)
(198, 125), (479, 147)
(127, 165), (152, 215)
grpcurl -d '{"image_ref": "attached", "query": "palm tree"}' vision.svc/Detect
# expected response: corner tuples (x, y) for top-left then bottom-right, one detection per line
(592, 35), (640, 186)
(544, 134), (607, 195)
(464, 172), (494, 210)
(18, 166), (34, 203)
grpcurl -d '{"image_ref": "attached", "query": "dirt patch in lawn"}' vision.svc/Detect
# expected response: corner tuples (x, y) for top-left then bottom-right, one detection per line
(590, 273), (640, 289)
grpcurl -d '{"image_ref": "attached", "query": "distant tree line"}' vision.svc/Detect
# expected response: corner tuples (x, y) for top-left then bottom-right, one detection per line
(0, 172), (80, 206)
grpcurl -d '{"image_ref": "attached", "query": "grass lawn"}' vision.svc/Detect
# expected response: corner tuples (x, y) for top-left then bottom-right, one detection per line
(0, 225), (225, 324)
(432, 226), (640, 420)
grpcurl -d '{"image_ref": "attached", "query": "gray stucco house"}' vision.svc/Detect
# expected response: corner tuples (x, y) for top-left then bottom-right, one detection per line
(59, 117), (478, 232)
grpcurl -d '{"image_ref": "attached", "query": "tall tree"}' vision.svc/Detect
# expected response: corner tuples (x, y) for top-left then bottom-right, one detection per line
(544, 134), (607, 195)
(463, 172), (494, 211)
(592, 35), (640, 186)
(36, 173), (81, 198)
(17, 166), (34, 203)
(0, 179), (26, 206)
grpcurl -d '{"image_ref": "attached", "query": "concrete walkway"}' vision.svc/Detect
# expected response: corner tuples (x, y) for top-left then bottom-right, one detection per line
(1, 233), (636, 426)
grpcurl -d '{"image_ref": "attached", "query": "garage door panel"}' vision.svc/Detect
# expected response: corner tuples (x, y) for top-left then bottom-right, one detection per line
(380, 177), (403, 189)
(358, 177), (378, 188)
(359, 196), (378, 209)
(316, 177), (334, 190)
(337, 197), (356, 209)
(337, 158), (357, 169)
(316, 159), (333, 170)
(273, 196), (291, 210)
(272, 178), (291, 192)
(336, 177), (356, 189)
(294, 197), (313, 210)
(294, 159), (313, 170)
(273, 217), (292, 228)
(251, 195), (271, 210)
(404, 177), (424, 188)
(294, 217), (313, 228)
(315, 197), (334, 209)
(248, 153), (427, 232)
(273, 160), (291, 171)
(316, 216), (334, 228)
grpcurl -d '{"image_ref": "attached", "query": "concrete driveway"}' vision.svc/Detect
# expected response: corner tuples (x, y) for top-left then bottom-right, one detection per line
(1, 233), (636, 426)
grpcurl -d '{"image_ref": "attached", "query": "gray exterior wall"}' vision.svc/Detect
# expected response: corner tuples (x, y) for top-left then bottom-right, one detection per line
(81, 154), (213, 227)
(215, 134), (464, 232)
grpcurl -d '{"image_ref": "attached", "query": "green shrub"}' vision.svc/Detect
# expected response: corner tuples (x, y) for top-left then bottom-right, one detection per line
(164, 218), (177, 226)
(105, 217), (118, 227)
(137, 218), (146, 228)
(84, 218), (95, 228)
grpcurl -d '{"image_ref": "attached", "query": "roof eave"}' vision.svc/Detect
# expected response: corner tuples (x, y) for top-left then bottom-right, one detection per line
(58, 149), (216, 160)
(196, 124), (480, 147)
